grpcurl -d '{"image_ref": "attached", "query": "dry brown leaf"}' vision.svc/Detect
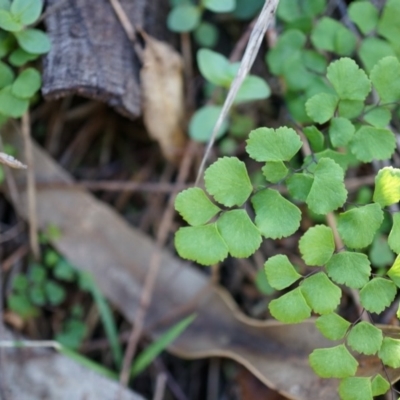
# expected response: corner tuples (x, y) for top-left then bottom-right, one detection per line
(140, 31), (187, 163)
(4, 129), (400, 400)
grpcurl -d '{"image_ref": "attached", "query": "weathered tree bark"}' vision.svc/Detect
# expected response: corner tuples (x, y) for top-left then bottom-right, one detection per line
(42, 0), (170, 120)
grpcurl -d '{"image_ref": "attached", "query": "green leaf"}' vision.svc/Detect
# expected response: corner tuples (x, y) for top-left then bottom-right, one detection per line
(307, 149), (356, 173)
(261, 161), (288, 183)
(11, 0), (42, 25)
(264, 254), (302, 290)
(29, 286), (46, 306)
(371, 374), (390, 397)
(303, 50), (327, 74)
(175, 188), (220, 226)
(327, 58), (371, 101)
(8, 293), (38, 318)
(197, 49), (231, 87)
(30, 264), (46, 283)
(45, 280), (66, 305)
(286, 173), (313, 202)
(316, 313), (350, 340)
(233, 0), (263, 20)
(373, 167), (400, 207)
(0, 61), (14, 89)
(131, 314), (196, 377)
(387, 254), (400, 288)
(348, 1), (378, 34)
(167, 3), (200, 32)
(203, 0), (235, 12)
(189, 105), (228, 142)
(329, 117), (355, 148)
(229, 114), (254, 138)
(303, 126), (324, 152)
(0, 9), (22, 31)
(338, 99), (364, 119)
(175, 224), (228, 265)
(15, 28), (51, 54)
(251, 189), (301, 239)
(389, 213), (400, 254)
(193, 22), (218, 48)
(0, 0), (10, 10)
(269, 287), (311, 323)
(277, 0), (326, 22)
(217, 210), (261, 258)
(326, 252), (371, 289)
(266, 29), (306, 75)
(363, 106), (391, 128)
(350, 126), (396, 162)
(311, 17), (356, 56)
(11, 67), (41, 99)
(305, 92), (338, 124)
(235, 75), (270, 103)
(9, 47), (38, 66)
(54, 260), (76, 282)
(309, 344), (358, 378)
(347, 322), (383, 355)
(369, 234), (395, 268)
(339, 377), (372, 400)
(204, 157), (252, 207)
(359, 278), (397, 314)
(359, 37), (396, 73)
(246, 127), (302, 162)
(337, 204), (384, 249)
(0, 85), (29, 117)
(370, 56), (400, 103)
(12, 274), (28, 291)
(299, 225), (335, 266)
(306, 158), (347, 215)
(300, 272), (341, 315)
(377, 0), (400, 44)
(378, 337), (400, 368)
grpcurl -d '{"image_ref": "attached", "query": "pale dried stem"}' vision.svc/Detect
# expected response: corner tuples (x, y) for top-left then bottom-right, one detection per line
(195, 0), (280, 185)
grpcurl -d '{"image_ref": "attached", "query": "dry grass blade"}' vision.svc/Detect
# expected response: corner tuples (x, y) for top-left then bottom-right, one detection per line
(196, 0), (280, 184)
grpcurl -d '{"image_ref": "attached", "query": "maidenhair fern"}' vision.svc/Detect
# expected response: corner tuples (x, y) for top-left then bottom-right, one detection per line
(174, 55), (400, 399)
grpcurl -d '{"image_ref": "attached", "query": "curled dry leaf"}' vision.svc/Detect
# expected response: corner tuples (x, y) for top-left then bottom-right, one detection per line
(0, 152), (27, 169)
(140, 31), (187, 163)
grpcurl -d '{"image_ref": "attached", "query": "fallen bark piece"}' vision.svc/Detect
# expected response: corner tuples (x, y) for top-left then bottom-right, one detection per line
(4, 128), (400, 400)
(42, 0), (170, 120)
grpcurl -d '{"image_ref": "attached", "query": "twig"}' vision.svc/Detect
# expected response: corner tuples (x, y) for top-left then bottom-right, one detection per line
(153, 373), (167, 400)
(0, 340), (61, 349)
(181, 32), (195, 113)
(28, 180), (191, 193)
(195, 0), (280, 185)
(1, 244), (29, 273)
(108, 0), (143, 61)
(21, 112), (40, 260)
(118, 141), (197, 390)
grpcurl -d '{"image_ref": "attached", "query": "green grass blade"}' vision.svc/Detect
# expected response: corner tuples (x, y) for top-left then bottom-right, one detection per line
(131, 314), (196, 377)
(83, 272), (123, 369)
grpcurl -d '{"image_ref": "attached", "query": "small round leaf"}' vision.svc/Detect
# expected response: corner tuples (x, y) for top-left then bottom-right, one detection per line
(204, 157), (253, 207)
